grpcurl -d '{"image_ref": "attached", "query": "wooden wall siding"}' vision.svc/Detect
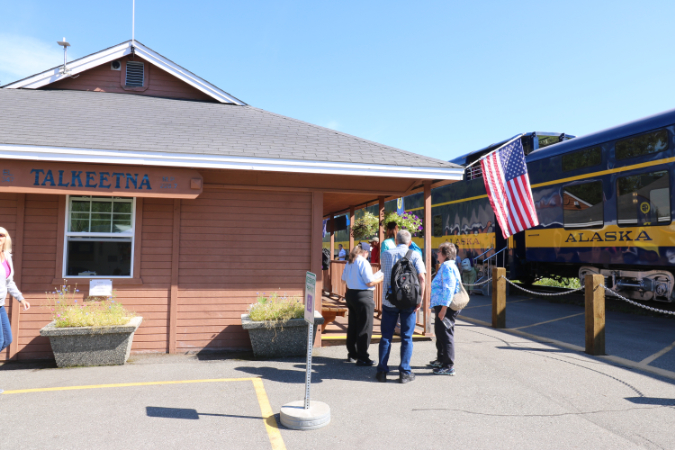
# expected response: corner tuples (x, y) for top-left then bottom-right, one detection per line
(42, 55), (216, 102)
(10, 194), (59, 360)
(134, 198), (173, 352)
(175, 189), (312, 352)
(0, 193), (18, 360)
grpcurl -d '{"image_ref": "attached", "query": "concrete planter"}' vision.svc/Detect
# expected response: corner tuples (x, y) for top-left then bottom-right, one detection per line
(39, 316), (143, 368)
(241, 311), (324, 358)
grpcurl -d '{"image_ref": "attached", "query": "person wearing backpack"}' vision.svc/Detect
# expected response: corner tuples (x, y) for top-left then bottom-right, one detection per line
(376, 229), (426, 384)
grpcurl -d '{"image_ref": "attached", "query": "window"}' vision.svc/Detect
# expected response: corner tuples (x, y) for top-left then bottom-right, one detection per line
(562, 147), (602, 172)
(615, 130), (668, 160)
(617, 171), (670, 226)
(64, 196), (135, 277)
(433, 215), (443, 237)
(562, 181), (604, 228)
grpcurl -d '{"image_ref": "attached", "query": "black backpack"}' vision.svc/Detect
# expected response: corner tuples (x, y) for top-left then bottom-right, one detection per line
(387, 250), (421, 309)
(322, 248), (330, 270)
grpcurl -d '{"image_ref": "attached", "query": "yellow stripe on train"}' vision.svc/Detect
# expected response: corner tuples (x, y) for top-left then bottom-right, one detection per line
(525, 225), (673, 251)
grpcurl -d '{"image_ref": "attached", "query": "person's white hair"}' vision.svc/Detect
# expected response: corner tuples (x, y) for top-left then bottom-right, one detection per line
(396, 230), (412, 245)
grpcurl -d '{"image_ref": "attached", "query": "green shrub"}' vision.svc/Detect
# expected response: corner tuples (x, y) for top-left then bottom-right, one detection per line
(249, 292), (304, 322)
(46, 284), (135, 328)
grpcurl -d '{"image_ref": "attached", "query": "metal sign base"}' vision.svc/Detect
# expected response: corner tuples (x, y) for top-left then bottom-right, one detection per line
(279, 319), (331, 430)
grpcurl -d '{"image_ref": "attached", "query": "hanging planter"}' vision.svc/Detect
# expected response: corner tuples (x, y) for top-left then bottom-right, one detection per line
(350, 211), (379, 240)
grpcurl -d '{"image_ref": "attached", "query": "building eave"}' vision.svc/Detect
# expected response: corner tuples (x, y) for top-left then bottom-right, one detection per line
(0, 144), (463, 180)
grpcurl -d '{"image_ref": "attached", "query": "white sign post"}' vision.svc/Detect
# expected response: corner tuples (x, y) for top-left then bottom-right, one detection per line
(303, 271), (316, 409)
(279, 271), (331, 430)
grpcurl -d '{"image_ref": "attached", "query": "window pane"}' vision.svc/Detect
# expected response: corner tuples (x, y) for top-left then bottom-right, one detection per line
(70, 215), (89, 232)
(617, 171), (670, 226)
(615, 130), (668, 160)
(562, 147), (602, 172)
(563, 181), (604, 228)
(71, 201), (90, 212)
(90, 213), (112, 232)
(113, 216), (132, 233)
(113, 202), (132, 213)
(66, 239), (132, 276)
(91, 201), (112, 213)
(433, 215), (442, 237)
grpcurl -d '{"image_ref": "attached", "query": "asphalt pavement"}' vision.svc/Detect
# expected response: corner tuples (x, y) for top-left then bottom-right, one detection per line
(2, 295), (675, 450)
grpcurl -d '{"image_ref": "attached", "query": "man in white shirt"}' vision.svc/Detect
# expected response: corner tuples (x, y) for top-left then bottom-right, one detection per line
(337, 244), (347, 261)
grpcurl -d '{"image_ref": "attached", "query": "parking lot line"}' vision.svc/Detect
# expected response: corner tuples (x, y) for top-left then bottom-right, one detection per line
(2, 377), (287, 450)
(640, 340), (675, 366)
(511, 312), (584, 330)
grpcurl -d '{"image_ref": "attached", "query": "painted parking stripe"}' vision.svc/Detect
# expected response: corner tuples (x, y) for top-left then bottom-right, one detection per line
(511, 313), (584, 330)
(2, 377), (286, 450)
(640, 340), (675, 366)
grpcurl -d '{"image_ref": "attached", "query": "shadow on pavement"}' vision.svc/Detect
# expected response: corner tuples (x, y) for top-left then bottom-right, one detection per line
(235, 356), (381, 384)
(0, 359), (56, 371)
(146, 406), (262, 420)
(624, 397), (675, 406)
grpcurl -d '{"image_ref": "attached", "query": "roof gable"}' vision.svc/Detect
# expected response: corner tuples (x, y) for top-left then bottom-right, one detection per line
(2, 40), (245, 105)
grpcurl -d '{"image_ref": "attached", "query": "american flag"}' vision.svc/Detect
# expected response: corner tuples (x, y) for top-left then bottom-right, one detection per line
(481, 138), (539, 239)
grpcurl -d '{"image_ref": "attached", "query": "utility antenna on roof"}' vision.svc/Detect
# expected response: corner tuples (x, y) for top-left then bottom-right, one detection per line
(56, 37), (71, 74)
(132, 0), (136, 48)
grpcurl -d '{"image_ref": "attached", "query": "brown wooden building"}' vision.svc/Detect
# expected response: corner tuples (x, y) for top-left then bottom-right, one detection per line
(0, 40), (462, 361)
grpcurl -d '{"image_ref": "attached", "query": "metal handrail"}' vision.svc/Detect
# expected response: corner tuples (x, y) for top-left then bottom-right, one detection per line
(473, 247), (494, 265)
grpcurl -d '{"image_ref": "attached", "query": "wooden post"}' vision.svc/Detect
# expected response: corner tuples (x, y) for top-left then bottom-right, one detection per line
(329, 215), (335, 260)
(169, 199), (181, 353)
(311, 192), (324, 347)
(585, 274), (605, 355)
(378, 196), (385, 248)
(8, 194), (25, 360)
(492, 267), (506, 328)
(423, 182), (432, 335)
(349, 206), (355, 252)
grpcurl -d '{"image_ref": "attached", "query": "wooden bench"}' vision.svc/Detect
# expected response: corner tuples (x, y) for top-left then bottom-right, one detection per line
(321, 306), (348, 333)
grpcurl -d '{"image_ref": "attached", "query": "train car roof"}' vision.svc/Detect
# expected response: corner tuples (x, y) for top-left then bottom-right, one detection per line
(449, 132), (568, 166)
(527, 108), (675, 162)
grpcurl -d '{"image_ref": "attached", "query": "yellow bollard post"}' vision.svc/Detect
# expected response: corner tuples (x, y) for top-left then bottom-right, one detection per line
(492, 267), (506, 328)
(585, 274), (606, 355)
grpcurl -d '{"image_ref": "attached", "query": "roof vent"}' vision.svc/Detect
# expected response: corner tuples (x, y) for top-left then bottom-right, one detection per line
(111, 60), (121, 71)
(125, 61), (144, 87)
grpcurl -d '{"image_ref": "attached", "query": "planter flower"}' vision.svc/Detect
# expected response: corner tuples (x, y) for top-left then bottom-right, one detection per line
(241, 292), (324, 358)
(39, 284), (142, 368)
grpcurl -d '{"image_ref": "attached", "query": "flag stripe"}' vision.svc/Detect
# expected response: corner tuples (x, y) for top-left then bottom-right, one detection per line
(482, 154), (509, 236)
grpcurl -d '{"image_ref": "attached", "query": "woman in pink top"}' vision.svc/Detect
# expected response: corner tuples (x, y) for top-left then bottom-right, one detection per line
(0, 227), (29, 391)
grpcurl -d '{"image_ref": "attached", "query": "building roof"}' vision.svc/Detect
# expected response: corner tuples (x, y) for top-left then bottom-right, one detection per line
(1, 40), (246, 105)
(0, 89), (461, 179)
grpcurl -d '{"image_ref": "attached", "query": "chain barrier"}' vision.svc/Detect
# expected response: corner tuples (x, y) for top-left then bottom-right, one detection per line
(501, 276), (584, 297)
(601, 285), (675, 316)
(462, 277), (492, 287)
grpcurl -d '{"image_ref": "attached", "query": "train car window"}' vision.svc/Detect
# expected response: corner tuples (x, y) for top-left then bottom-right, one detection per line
(617, 170), (670, 226)
(615, 130), (668, 160)
(561, 147), (601, 172)
(433, 215), (442, 237)
(562, 181), (604, 228)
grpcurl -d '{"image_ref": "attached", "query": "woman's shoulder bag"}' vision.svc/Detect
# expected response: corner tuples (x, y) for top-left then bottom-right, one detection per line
(448, 263), (470, 311)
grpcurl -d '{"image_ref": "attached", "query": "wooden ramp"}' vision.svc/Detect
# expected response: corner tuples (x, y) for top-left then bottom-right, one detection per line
(320, 294), (430, 347)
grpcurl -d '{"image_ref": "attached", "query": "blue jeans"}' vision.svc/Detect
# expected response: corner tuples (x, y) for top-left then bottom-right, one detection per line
(377, 305), (417, 375)
(0, 306), (12, 352)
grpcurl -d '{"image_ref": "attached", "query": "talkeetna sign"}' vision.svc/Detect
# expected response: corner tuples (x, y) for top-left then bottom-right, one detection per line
(0, 160), (203, 198)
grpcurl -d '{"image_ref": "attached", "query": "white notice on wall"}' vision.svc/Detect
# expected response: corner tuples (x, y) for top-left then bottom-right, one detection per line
(89, 279), (113, 297)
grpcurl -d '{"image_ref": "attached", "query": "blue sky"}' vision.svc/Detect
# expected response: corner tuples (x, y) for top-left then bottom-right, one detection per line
(1, 0), (674, 163)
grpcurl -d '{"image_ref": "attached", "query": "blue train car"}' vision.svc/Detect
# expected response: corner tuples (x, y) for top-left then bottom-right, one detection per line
(523, 109), (675, 302)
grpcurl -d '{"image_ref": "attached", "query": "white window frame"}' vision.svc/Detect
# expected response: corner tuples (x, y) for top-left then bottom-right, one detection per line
(63, 195), (136, 278)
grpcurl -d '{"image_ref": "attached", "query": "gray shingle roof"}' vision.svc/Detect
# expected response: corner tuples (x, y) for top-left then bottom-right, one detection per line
(0, 89), (457, 168)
